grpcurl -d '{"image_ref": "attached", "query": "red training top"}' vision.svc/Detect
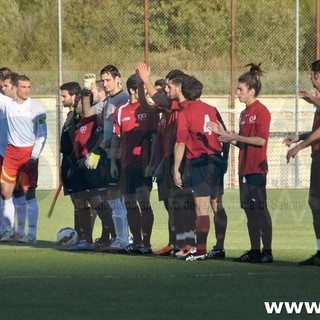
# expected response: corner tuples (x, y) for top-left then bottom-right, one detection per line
(113, 101), (159, 168)
(238, 99), (270, 175)
(74, 114), (102, 159)
(176, 100), (223, 159)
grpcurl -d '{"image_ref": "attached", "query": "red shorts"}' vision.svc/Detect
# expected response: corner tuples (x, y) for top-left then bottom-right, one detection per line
(1, 145), (38, 188)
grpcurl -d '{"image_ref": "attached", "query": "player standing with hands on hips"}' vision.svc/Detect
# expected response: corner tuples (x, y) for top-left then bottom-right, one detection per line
(208, 63), (273, 263)
(285, 59), (320, 266)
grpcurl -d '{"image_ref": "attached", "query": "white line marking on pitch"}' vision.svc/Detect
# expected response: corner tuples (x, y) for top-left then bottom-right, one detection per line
(0, 272), (279, 280)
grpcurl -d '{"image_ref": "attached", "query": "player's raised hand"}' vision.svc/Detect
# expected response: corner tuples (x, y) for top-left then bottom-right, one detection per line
(136, 62), (151, 83)
(83, 73), (96, 91)
(283, 134), (299, 147)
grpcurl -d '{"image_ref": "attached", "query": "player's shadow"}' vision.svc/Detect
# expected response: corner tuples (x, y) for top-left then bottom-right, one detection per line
(0, 240), (57, 249)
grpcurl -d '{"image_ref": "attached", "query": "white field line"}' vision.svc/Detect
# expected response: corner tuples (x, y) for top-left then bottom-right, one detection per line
(0, 272), (279, 280)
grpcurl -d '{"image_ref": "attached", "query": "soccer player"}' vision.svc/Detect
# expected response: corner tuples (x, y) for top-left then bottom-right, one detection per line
(209, 63), (273, 263)
(1, 72), (28, 241)
(0, 75), (47, 243)
(67, 97), (106, 251)
(82, 65), (129, 249)
(0, 67), (11, 94)
(285, 59), (320, 266)
(59, 82), (82, 237)
(136, 63), (197, 256)
(86, 79), (113, 238)
(0, 67), (12, 235)
(174, 75), (227, 261)
(110, 74), (159, 253)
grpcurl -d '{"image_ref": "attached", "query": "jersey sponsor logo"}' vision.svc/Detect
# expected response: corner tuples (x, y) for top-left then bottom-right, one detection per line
(137, 113), (147, 121)
(122, 116), (130, 122)
(95, 127), (103, 134)
(79, 125), (87, 133)
(249, 115), (256, 123)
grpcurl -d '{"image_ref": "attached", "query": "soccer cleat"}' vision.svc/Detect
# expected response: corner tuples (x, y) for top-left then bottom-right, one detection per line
(184, 253), (207, 261)
(68, 240), (95, 251)
(102, 239), (128, 253)
(206, 247), (225, 259)
(175, 245), (195, 259)
(11, 232), (24, 242)
(94, 237), (114, 249)
(299, 253), (320, 266)
(138, 244), (152, 254)
(124, 243), (152, 254)
(154, 245), (174, 256)
(124, 243), (140, 254)
(0, 229), (13, 242)
(257, 251), (273, 263)
(18, 233), (37, 244)
(176, 246), (197, 260)
(233, 250), (260, 263)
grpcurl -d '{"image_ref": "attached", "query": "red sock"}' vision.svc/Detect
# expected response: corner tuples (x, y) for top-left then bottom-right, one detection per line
(195, 215), (210, 255)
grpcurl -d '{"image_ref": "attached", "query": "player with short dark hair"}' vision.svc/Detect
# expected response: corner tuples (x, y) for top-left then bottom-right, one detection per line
(137, 64), (197, 256)
(174, 75), (227, 261)
(0, 71), (29, 241)
(0, 75), (47, 243)
(59, 81), (82, 237)
(82, 66), (130, 249)
(109, 74), (159, 253)
(285, 59), (320, 266)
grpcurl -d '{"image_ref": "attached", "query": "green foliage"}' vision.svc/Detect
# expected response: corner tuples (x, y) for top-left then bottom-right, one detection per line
(0, 0), (317, 94)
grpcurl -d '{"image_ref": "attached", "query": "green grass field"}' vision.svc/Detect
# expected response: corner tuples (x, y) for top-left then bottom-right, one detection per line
(0, 189), (319, 320)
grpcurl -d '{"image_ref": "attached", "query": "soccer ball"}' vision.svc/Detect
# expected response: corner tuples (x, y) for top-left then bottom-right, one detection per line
(57, 227), (78, 246)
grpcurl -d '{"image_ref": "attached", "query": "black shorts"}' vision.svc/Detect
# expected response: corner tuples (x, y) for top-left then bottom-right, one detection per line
(239, 174), (267, 210)
(103, 157), (121, 188)
(61, 155), (74, 195)
(309, 160), (320, 209)
(190, 154), (223, 198)
(70, 160), (105, 194)
(120, 167), (153, 195)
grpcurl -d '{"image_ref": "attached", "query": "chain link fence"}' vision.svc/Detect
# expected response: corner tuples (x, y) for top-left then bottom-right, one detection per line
(0, 0), (318, 189)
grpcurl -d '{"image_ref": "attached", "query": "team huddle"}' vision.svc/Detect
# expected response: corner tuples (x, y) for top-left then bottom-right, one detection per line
(1, 60), (320, 265)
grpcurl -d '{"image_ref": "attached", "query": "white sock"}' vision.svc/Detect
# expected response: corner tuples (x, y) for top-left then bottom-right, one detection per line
(13, 195), (27, 236)
(26, 198), (39, 237)
(3, 198), (15, 230)
(317, 239), (320, 251)
(108, 198), (129, 246)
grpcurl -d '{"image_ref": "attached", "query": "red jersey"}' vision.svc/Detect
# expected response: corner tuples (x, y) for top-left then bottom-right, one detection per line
(162, 100), (189, 158)
(176, 100), (223, 159)
(74, 114), (103, 159)
(238, 100), (270, 175)
(151, 100), (189, 165)
(113, 101), (159, 168)
(311, 108), (320, 160)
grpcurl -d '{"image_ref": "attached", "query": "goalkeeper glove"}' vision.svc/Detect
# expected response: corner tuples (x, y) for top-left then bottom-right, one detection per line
(85, 152), (101, 169)
(83, 74), (96, 96)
